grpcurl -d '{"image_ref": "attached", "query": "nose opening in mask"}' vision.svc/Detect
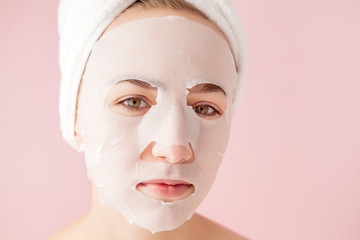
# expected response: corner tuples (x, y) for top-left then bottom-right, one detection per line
(140, 141), (195, 164)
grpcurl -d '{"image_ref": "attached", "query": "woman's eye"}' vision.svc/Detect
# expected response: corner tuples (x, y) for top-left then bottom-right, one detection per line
(124, 98), (142, 108)
(116, 97), (150, 111)
(193, 103), (222, 119)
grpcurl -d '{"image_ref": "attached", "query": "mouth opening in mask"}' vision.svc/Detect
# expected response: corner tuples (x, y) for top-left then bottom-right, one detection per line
(136, 179), (195, 202)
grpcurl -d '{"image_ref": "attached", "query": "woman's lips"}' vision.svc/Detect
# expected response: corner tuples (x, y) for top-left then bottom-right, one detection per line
(136, 179), (195, 202)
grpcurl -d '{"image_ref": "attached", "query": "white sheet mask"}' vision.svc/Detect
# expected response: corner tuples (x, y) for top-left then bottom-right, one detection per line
(77, 15), (238, 233)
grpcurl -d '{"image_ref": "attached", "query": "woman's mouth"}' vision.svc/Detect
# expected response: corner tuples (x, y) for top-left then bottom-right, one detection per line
(136, 179), (195, 202)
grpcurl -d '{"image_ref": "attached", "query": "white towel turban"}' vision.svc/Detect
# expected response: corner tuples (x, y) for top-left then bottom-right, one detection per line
(57, 0), (248, 149)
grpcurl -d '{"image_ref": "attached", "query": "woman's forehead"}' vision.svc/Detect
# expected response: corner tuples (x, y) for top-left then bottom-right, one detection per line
(84, 15), (238, 94)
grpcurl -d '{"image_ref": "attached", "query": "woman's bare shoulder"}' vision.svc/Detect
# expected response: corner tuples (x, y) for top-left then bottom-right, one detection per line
(194, 213), (250, 240)
(46, 214), (90, 240)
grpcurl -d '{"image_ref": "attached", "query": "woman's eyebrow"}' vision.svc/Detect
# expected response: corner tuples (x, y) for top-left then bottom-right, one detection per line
(188, 83), (226, 96)
(117, 79), (158, 90)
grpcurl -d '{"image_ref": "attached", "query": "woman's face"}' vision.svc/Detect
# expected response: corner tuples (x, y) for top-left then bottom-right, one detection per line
(75, 7), (238, 233)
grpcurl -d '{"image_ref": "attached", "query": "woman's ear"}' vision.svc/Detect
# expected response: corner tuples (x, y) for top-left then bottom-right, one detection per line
(74, 116), (83, 147)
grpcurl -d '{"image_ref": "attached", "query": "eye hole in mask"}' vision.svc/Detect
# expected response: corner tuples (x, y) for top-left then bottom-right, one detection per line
(192, 102), (222, 119)
(115, 95), (152, 114)
(109, 93), (224, 120)
(113, 96), (222, 119)
(106, 79), (226, 120)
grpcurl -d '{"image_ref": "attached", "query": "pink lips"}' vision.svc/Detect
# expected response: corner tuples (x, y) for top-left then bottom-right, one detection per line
(136, 179), (195, 200)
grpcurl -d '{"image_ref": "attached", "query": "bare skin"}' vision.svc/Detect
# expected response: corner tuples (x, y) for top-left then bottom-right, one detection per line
(48, 6), (249, 240)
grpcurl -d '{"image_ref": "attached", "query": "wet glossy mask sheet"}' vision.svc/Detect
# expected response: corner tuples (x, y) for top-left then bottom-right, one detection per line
(77, 16), (238, 233)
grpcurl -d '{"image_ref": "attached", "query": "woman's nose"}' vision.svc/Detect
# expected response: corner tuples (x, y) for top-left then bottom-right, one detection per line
(140, 141), (194, 164)
(153, 143), (194, 164)
(139, 103), (198, 164)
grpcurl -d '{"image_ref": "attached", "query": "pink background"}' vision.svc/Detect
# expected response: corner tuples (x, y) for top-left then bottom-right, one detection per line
(1, 0), (359, 239)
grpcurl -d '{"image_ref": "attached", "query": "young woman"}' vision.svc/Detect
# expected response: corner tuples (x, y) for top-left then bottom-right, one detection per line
(50, 0), (248, 239)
